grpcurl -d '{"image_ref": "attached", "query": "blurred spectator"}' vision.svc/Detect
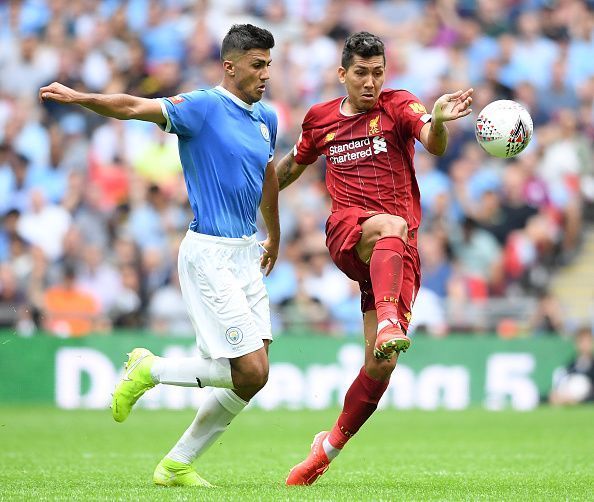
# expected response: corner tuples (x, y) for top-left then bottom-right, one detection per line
(301, 247), (352, 310)
(0, 262), (26, 328)
(449, 216), (503, 293)
(0, 209), (20, 262)
(77, 243), (122, 316)
(133, 130), (181, 189)
(528, 289), (565, 336)
(329, 281), (363, 336)
(409, 287), (449, 338)
(549, 326), (594, 405)
(16, 189), (71, 261)
(503, 214), (556, 293)
(148, 269), (192, 336)
(111, 263), (143, 328)
(42, 264), (101, 337)
(418, 231), (452, 299)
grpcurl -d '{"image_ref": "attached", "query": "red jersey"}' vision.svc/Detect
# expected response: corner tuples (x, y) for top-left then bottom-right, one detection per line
(294, 89), (431, 246)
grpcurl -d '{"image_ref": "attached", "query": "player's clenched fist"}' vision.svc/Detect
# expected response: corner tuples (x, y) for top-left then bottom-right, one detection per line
(39, 82), (80, 104)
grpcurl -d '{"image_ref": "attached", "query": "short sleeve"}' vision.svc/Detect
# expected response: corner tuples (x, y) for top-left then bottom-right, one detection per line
(157, 90), (210, 137)
(393, 91), (432, 141)
(293, 108), (320, 165)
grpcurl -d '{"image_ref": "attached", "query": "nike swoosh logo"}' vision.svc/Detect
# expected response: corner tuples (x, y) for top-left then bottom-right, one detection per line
(124, 355), (147, 381)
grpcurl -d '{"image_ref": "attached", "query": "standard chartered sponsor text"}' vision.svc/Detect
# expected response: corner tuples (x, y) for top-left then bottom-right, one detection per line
(329, 137), (373, 164)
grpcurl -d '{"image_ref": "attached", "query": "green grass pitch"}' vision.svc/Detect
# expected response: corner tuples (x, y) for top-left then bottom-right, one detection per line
(1, 406), (592, 500)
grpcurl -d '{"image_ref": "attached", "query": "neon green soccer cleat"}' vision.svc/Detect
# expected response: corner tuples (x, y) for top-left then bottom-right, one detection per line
(111, 348), (156, 423)
(153, 458), (214, 487)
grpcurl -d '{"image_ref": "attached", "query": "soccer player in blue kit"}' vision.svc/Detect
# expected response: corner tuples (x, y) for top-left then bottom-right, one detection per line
(40, 24), (280, 487)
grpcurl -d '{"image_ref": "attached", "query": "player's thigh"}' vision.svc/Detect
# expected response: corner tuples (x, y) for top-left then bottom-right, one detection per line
(177, 236), (263, 359)
(356, 213), (408, 263)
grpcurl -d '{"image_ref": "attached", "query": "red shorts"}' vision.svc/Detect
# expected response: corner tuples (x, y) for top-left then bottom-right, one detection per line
(325, 207), (421, 331)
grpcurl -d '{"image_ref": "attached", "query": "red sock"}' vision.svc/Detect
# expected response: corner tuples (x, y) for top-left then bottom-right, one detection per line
(328, 367), (390, 450)
(369, 236), (405, 324)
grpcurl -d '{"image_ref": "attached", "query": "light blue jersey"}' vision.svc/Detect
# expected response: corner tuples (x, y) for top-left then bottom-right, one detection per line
(158, 86), (277, 238)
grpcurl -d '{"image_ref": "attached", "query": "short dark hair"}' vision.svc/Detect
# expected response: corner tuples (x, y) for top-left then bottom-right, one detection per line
(341, 31), (385, 69)
(220, 24), (275, 61)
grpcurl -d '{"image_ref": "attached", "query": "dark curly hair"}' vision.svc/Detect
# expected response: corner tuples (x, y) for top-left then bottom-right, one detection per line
(341, 32), (385, 69)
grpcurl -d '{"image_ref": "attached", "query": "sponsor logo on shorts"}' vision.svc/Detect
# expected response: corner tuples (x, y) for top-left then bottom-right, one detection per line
(225, 327), (243, 345)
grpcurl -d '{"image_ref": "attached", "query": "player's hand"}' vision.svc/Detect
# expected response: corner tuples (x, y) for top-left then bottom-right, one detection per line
(259, 237), (279, 276)
(39, 82), (81, 104)
(431, 88), (473, 123)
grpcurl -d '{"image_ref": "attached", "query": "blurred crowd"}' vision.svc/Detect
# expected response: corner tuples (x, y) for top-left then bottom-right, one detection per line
(0, 0), (593, 338)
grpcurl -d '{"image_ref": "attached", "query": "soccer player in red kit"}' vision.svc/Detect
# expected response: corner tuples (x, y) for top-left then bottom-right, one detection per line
(276, 32), (473, 485)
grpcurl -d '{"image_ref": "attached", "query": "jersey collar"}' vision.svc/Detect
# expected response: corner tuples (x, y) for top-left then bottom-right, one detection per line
(339, 96), (376, 117)
(215, 85), (254, 112)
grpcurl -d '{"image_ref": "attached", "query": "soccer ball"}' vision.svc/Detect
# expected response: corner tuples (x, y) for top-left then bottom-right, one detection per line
(475, 100), (533, 158)
(556, 373), (592, 402)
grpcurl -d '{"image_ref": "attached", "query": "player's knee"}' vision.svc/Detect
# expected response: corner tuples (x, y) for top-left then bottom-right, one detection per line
(378, 215), (408, 241)
(235, 362), (269, 391)
(250, 364), (269, 390)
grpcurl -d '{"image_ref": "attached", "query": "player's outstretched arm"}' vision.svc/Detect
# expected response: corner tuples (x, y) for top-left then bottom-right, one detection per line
(420, 88), (473, 156)
(259, 161), (280, 276)
(39, 82), (166, 126)
(275, 150), (309, 190)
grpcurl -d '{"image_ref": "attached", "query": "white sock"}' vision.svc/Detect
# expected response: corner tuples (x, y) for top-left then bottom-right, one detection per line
(151, 356), (233, 388)
(166, 388), (248, 464)
(377, 318), (399, 334)
(322, 437), (341, 460)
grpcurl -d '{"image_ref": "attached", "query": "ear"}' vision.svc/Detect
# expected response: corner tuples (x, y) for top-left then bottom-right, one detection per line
(337, 66), (346, 84)
(223, 60), (235, 77)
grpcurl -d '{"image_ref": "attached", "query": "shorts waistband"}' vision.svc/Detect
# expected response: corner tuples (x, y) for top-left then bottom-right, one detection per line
(185, 229), (258, 247)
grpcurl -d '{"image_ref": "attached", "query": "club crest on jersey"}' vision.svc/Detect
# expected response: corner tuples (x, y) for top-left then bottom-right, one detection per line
(409, 102), (427, 114)
(324, 132), (336, 143)
(168, 95), (185, 105)
(368, 115), (380, 135)
(225, 327), (243, 345)
(260, 123), (270, 141)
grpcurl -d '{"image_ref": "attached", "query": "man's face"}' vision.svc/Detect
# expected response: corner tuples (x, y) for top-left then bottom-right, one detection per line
(339, 55), (385, 112)
(227, 49), (271, 104)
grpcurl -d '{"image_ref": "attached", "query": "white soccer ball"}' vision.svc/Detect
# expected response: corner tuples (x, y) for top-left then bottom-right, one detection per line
(557, 373), (592, 402)
(475, 100), (533, 158)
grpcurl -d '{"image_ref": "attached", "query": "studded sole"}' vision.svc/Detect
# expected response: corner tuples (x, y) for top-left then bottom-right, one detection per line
(373, 337), (411, 359)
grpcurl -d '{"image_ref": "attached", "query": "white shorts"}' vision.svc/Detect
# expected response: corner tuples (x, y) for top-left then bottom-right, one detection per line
(177, 230), (272, 359)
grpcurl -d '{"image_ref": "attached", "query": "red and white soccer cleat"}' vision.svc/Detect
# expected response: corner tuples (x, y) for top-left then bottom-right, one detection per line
(373, 320), (411, 360)
(286, 431), (331, 486)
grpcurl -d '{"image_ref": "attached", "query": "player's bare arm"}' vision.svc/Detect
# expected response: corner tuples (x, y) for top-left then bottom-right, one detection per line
(420, 88), (473, 156)
(275, 150), (308, 190)
(39, 81), (166, 126)
(259, 160), (280, 276)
